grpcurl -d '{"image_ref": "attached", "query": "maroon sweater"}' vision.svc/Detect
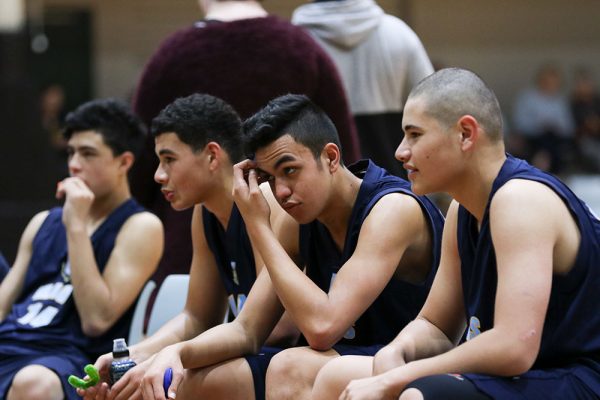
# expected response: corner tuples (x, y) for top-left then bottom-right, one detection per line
(131, 15), (359, 285)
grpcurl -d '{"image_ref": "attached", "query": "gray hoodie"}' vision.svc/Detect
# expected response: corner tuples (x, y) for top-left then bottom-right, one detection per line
(293, 0), (433, 114)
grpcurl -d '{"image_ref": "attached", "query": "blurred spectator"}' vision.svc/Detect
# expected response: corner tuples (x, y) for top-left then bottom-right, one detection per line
(293, 0), (433, 177)
(40, 84), (68, 179)
(571, 68), (600, 173)
(512, 64), (575, 174)
(129, 0), (360, 298)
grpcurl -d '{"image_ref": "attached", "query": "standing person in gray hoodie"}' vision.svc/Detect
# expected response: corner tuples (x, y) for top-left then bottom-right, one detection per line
(293, 0), (433, 177)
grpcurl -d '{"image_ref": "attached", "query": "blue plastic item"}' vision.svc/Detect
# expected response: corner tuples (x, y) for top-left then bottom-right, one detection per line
(163, 367), (173, 397)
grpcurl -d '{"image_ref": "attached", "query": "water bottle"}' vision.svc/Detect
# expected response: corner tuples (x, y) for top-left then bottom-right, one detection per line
(109, 338), (136, 384)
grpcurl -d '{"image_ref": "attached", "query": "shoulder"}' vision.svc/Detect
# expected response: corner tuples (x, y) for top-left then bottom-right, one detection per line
(260, 15), (325, 50)
(379, 15), (428, 51)
(490, 179), (567, 240)
(117, 211), (163, 241)
(155, 24), (199, 51)
(370, 191), (422, 215)
(24, 210), (51, 237)
(492, 178), (563, 211)
(363, 192), (426, 235)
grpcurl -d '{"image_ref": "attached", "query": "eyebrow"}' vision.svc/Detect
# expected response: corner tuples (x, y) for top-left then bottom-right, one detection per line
(157, 149), (176, 156)
(403, 124), (422, 132)
(273, 155), (296, 170)
(68, 145), (98, 152)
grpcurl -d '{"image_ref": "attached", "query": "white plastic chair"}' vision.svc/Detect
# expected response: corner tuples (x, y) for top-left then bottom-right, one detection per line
(146, 274), (190, 337)
(128, 280), (157, 345)
(566, 174), (600, 217)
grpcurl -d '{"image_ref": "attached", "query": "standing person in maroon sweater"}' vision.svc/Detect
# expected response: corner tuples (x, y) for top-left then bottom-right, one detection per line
(130, 0), (360, 295)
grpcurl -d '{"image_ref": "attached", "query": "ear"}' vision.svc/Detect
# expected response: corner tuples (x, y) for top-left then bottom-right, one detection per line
(205, 141), (222, 171)
(322, 143), (341, 173)
(457, 115), (479, 152)
(118, 151), (135, 173)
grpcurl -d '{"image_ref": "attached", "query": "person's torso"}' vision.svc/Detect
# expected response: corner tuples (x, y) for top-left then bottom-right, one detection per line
(0, 199), (144, 358)
(459, 155), (600, 370)
(203, 204), (256, 319)
(301, 159), (444, 346)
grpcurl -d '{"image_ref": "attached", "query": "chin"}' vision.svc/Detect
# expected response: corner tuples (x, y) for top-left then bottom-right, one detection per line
(170, 201), (193, 211)
(286, 209), (313, 225)
(410, 182), (431, 196)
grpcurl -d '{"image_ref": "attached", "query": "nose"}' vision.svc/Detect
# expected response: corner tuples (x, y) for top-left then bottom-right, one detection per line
(68, 153), (82, 175)
(274, 179), (292, 202)
(395, 138), (411, 163)
(154, 164), (167, 184)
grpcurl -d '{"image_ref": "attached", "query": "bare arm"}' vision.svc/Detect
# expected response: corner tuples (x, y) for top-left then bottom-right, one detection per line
(60, 177), (164, 337)
(345, 183), (562, 397)
(233, 163), (432, 350)
(255, 186), (301, 347)
(136, 266), (285, 399)
(130, 205), (230, 361)
(373, 201), (465, 374)
(0, 211), (48, 320)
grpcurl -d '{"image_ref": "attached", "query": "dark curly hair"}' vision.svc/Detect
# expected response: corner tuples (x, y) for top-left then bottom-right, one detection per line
(63, 98), (146, 157)
(151, 93), (244, 163)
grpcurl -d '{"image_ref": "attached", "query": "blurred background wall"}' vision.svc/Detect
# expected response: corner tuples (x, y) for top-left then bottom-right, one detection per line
(1, 0), (599, 263)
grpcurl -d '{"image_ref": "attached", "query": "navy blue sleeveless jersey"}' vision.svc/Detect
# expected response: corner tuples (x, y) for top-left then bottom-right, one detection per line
(0, 199), (144, 359)
(202, 204), (255, 317)
(300, 160), (444, 346)
(458, 154), (600, 397)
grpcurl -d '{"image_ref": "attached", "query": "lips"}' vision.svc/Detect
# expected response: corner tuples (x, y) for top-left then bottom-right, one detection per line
(404, 165), (418, 179)
(281, 201), (299, 212)
(161, 189), (175, 202)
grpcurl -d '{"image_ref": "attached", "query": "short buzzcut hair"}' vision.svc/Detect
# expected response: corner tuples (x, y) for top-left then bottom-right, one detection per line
(409, 68), (504, 141)
(151, 93), (244, 163)
(63, 98), (146, 156)
(243, 94), (343, 163)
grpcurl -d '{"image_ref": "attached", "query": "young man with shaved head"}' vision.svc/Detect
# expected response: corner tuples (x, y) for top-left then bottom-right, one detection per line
(312, 67), (600, 400)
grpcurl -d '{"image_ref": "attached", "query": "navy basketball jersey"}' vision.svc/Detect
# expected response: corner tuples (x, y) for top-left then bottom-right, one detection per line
(300, 160), (444, 346)
(458, 154), (600, 396)
(0, 199), (144, 358)
(203, 204), (255, 318)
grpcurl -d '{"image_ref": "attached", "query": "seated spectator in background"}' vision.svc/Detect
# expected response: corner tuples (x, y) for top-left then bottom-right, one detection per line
(512, 63), (575, 175)
(130, 0), (361, 302)
(313, 68), (600, 400)
(40, 83), (68, 180)
(0, 252), (9, 282)
(571, 67), (600, 173)
(293, 0), (433, 178)
(128, 94), (443, 400)
(0, 99), (164, 400)
(80, 94), (299, 400)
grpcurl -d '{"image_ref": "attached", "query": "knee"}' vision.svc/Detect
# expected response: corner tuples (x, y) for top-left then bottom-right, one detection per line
(373, 345), (404, 374)
(312, 358), (347, 399)
(400, 388), (424, 400)
(266, 350), (303, 400)
(8, 366), (63, 400)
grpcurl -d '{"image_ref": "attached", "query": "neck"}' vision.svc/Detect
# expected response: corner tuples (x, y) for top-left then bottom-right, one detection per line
(202, 171), (235, 228)
(318, 166), (362, 238)
(204, 1), (267, 21)
(450, 149), (506, 221)
(88, 183), (131, 226)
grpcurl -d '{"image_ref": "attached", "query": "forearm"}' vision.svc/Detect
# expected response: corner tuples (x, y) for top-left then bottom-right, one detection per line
(0, 271), (26, 320)
(379, 328), (536, 395)
(178, 320), (258, 370)
(248, 223), (340, 347)
(131, 311), (204, 362)
(66, 227), (114, 332)
(373, 317), (457, 374)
